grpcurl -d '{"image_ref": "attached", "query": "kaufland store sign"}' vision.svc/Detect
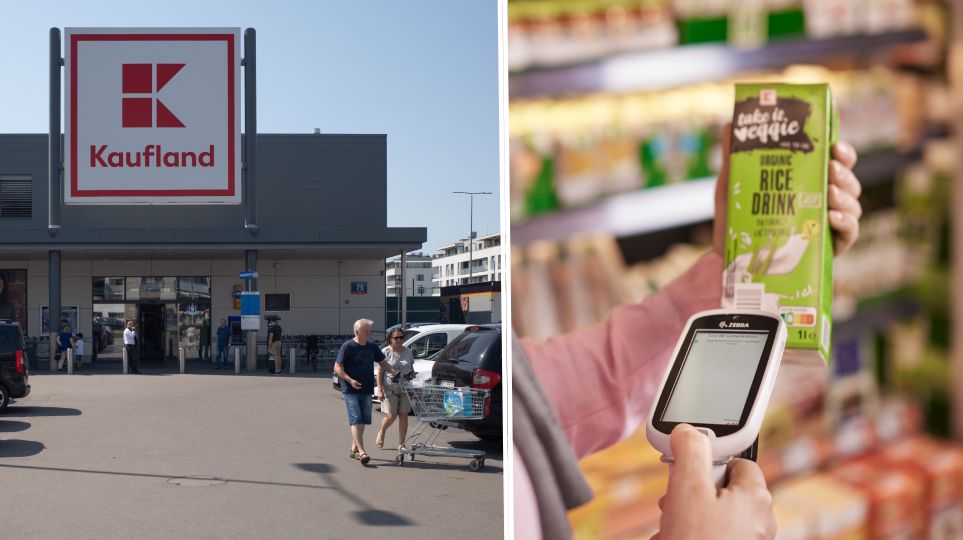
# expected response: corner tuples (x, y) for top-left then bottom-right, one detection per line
(65, 28), (241, 204)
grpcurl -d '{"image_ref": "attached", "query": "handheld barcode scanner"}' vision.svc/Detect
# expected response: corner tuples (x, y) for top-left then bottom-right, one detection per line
(646, 309), (787, 488)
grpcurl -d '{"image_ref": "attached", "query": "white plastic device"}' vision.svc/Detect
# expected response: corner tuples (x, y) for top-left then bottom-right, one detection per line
(645, 309), (787, 488)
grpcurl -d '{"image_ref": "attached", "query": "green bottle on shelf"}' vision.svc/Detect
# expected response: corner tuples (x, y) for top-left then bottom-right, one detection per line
(525, 154), (561, 217)
(685, 129), (714, 180)
(767, 6), (805, 39)
(640, 135), (668, 188)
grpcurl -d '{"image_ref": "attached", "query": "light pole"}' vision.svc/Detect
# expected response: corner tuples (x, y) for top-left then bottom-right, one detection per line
(453, 191), (492, 284)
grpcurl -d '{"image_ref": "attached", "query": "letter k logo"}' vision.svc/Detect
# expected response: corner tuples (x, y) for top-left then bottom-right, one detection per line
(121, 63), (185, 128)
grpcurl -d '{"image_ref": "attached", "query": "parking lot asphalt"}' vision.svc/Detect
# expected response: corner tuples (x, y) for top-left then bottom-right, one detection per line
(1, 368), (504, 540)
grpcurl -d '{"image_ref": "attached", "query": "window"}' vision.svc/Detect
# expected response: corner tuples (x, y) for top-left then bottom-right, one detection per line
(92, 277), (125, 301)
(127, 277), (176, 301)
(0, 176), (31, 218)
(409, 332), (448, 359)
(265, 293), (290, 311)
(416, 273), (425, 281)
(178, 277), (211, 300)
(417, 285), (425, 295)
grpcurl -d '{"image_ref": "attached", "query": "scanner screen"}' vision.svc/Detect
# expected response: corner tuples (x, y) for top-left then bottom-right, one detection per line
(661, 330), (769, 426)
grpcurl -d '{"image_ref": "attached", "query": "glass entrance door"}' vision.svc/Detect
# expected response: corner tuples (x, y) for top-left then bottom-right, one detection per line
(178, 301), (210, 363)
(138, 303), (167, 362)
(177, 277), (212, 365)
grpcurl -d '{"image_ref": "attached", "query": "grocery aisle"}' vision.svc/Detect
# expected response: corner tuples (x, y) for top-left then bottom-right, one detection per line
(509, 1), (961, 538)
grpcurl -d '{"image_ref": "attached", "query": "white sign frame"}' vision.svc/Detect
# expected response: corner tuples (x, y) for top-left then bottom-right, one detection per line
(64, 27), (241, 205)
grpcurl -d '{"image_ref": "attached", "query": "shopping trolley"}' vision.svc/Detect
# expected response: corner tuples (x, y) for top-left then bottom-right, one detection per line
(398, 381), (489, 471)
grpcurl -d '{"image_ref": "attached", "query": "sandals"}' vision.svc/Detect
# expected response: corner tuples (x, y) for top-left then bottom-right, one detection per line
(375, 432), (385, 448)
(350, 449), (371, 465)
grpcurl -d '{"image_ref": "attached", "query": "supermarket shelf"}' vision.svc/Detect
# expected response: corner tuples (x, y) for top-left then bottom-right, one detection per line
(512, 144), (925, 246)
(854, 147), (922, 189)
(510, 29), (927, 99)
(512, 178), (716, 246)
(834, 292), (922, 343)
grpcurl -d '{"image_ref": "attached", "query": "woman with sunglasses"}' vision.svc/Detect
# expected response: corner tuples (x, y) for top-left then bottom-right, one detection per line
(375, 329), (415, 450)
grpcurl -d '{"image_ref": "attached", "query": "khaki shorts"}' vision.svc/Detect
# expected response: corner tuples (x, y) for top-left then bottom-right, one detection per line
(381, 384), (412, 415)
(270, 341), (281, 360)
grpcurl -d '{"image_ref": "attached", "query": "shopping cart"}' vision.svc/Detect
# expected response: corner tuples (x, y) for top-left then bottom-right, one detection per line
(398, 381), (489, 471)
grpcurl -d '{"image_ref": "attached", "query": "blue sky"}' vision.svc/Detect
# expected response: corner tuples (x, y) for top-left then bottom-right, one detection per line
(0, 0), (500, 253)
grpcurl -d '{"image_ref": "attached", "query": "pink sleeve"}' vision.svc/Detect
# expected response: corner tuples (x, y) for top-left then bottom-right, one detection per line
(520, 251), (724, 459)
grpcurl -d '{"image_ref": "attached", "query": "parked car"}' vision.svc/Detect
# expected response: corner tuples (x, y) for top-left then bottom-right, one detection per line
(380, 322), (437, 346)
(332, 324), (471, 393)
(431, 325), (501, 441)
(0, 320), (31, 411)
(94, 316), (126, 330)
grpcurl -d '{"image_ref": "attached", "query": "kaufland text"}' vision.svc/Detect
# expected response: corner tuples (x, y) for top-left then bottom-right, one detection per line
(89, 145), (215, 168)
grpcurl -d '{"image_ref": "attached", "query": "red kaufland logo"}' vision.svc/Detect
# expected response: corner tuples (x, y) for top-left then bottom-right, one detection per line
(121, 63), (186, 128)
(66, 28), (241, 204)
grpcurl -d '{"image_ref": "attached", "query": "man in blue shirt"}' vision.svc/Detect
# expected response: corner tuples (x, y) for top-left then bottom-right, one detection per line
(334, 318), (394, 465)
(215, 319), (231, 370)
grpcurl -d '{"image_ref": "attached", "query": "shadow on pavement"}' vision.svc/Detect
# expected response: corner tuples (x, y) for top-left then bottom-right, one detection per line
(294, 462), (414, 527)
(2, 406), (81, 417)
(448, 438), (503, 460)
(397, 459), (503, 474)
(0, 463), (340, 491)
(295, 463), (335, 474)
(0, 420), (31, 432)
(0, 439), (45, 457)
(353, 509), (413, 526)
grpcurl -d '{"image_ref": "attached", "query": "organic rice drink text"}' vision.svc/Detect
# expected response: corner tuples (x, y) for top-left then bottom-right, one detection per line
(723, 83), (837, 365)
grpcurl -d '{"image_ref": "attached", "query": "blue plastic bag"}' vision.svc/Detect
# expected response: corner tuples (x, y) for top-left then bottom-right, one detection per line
(443, 390), (473, 417)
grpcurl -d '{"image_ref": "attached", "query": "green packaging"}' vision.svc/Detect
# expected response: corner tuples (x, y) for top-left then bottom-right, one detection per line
(723, 83), (838, 365)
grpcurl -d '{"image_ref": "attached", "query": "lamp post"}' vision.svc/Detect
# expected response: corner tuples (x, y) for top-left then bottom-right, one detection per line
(453, 191), (492, 284)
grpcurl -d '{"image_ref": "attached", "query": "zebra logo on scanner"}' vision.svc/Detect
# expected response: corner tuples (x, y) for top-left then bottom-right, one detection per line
(719, 321), (750, 329)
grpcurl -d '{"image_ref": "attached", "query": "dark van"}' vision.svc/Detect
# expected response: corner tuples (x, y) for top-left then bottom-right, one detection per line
(0, 320), (30, 411)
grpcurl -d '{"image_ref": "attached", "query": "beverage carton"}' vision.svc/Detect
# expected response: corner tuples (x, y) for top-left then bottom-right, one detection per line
(723, 83), (838, 365)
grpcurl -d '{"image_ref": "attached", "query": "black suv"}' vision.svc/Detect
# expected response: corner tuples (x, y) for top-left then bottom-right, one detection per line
(0, 320), (30, 411)
(431, 325), (501, 441)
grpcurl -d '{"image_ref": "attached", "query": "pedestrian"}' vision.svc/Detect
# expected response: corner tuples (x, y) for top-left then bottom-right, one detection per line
(73, 333), (85, 371)
(124, 319), (140, 374)
(215, 318), (231, 369)
(200, 317), (211, 361)
(267, 316), (282, 374)
(56, 321), (73, 371)
(375, 328), (414, 451)
(513, 139), (864, 539)
(334, 318), (395, 466)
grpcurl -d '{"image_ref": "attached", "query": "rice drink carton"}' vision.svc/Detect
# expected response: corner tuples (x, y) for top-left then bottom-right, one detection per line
(723, 83), (838, 365)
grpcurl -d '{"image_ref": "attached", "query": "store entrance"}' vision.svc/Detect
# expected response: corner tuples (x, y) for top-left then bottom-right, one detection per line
(138, 303), (167, 362)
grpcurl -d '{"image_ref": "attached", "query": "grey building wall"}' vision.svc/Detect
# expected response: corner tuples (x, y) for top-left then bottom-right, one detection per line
(0, 133), (409, 245)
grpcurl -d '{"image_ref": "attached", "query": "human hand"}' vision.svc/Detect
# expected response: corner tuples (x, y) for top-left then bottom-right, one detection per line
(713, 126), (862, 257)
(377, 389), (386, 401)
(350, 379), (362, 390)
(652, 424), (776, 540)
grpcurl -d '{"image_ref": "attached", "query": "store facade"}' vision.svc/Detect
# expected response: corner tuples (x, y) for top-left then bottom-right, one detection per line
(0, 133), (426, 367)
